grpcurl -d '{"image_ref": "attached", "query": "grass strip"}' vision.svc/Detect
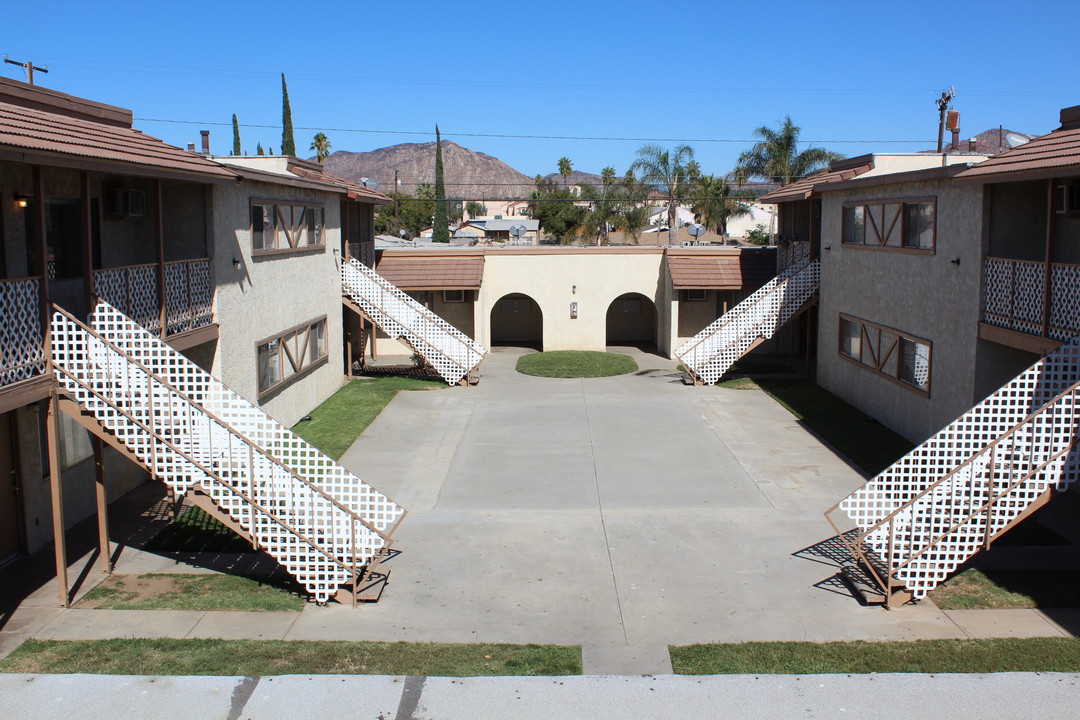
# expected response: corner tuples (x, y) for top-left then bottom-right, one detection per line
(756, 378), (915, 476)
(77, 573), (306, 612)
(671, 637), (1080, 674)
(0, 639), (581, 677)
(516, 351), (637, 378)
(929, 568), (1080, 610)
(291, 376), (444, 459)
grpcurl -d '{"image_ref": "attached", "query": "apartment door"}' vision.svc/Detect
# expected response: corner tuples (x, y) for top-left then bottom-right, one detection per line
(0, 413), (22, 563)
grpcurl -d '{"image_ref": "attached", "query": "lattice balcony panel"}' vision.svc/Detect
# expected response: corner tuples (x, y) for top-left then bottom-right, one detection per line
(0, 277), (46, 387)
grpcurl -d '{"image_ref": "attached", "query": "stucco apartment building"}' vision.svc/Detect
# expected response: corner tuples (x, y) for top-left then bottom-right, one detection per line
(0, 77), (387, 584)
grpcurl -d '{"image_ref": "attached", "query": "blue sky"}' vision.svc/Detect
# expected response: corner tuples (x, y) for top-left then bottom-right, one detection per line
(4, 0), (1077, 186)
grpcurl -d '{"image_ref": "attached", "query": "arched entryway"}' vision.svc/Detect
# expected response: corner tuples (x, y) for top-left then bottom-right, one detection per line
(606, 293), (657, 347)
(490, 293), (543, 347)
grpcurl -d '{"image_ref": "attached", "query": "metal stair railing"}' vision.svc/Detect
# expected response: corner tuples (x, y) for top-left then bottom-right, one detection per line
(51, 303), (402, 603)
(826, 335), (1080, 600)
(675, 259), (820, 385)
(342, 257), (485, 384)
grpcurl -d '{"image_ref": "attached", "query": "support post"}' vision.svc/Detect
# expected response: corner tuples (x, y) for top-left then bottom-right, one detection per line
(80, 171), (94, 320)
(1042, 179), (1053, 339)
(155, 180), (166, 338)
(93, 436), (111, 574)
(45, 395), (69, 607)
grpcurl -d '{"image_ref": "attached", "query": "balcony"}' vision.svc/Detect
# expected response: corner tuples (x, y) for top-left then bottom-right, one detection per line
(981, 256), (1080, 352)
(93, 257), (215, 346)
(0, 277), (46, 390)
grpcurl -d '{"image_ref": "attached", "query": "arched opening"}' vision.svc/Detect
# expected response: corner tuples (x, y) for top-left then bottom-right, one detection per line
(606, 292), (657, 348)
(490, 293), (543, 348)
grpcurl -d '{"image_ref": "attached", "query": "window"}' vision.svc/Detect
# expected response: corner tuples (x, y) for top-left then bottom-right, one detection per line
(250, 200), (325, 254)
(838, 314), (931, 394)
(684, 289), (708, 302)
(842, 199), (936, 251)
(443, 290), (465, 303)
(256, 317), (328, 397)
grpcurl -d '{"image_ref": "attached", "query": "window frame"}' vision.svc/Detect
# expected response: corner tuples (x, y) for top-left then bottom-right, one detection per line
(837, 313), (932, 396)
(255, 315), (329, 399)
(683, 289), (708, 302)
(840, 196), (937, 254)
(249, 198), (326, 256)
(443, 290), (466, 303)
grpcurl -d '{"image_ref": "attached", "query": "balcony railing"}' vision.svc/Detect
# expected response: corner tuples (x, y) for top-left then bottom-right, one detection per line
(0, 277), (46, 388)
(982, 257), (1080, 342)
(94, 258), (213, 337)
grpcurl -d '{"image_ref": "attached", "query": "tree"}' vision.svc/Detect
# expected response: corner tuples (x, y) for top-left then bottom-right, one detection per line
(629, 144), (696, 245)
(432, 125), (450, 243)
(280, 73), (296, 157)
(691, 174), (753, 241)
(735, 116), (842, 186)
(375, 190), (435, 239)
(310, 132), (331, 163)
(579, 167), (629, 245)
(256, 142), (265, 156)
(465, 201), (487, 219)
(527, 173), (585, 244)
(558, 157), (573, 189)
(231, 114), (241, 156)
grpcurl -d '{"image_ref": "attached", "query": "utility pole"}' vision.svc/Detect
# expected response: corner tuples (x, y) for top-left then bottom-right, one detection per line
(4, 56), (48, 85)
(936, 88), (955, 153)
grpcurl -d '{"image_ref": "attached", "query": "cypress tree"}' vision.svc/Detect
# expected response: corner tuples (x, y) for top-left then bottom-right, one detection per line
(432, 125), (450, 243)
(257, 142), (264, 156)
(280, 73), (296, 157)
(231, 114), (241, 156)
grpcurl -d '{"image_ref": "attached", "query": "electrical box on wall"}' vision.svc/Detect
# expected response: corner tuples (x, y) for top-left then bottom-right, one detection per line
(570, 301), (578, 319)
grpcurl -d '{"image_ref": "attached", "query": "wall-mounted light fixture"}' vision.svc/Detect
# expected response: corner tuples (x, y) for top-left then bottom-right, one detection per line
(824, 245), (832, 252)
(950, 257), (961, 266)
(14, 194), (28, 209)
(572, 285), (577, 294)
(232, 257), (242, 270)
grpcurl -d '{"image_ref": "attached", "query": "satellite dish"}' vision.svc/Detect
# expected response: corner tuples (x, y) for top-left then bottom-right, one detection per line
(1005, 133), (1029, 149)
(688, 223), (706, 239)
(360, 177), (380, 190)
(509, 224), (527, 238)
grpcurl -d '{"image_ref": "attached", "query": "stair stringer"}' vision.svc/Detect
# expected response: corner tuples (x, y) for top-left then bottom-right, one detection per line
(675, 259), (820, 385)
(834, 334), (1080, 599)
(342, 257), (485, 384)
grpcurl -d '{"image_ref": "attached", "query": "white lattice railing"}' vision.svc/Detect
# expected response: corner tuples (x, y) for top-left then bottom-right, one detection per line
(0, 277), (46, 388)
(52, 301), (405, 603)
(982, 257), (1080, 341)
(778, 240), (810, 273)
(675, 259), (820, 385)
(94, 258), (213, 337)
(342, 257), (485, 385)
(827, 335), (1080, 601)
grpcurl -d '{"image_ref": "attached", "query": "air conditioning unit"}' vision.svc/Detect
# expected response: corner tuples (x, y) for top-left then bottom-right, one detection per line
(106, 188), (146, 219)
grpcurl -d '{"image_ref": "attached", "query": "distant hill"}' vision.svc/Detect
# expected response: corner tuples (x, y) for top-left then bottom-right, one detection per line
(321, 141), (533, 199)
(543, 169), (604, 190)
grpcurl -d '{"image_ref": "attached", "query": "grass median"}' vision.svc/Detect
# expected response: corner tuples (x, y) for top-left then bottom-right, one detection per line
(0, 639), (581, 677)
(516, 351), (637, 378)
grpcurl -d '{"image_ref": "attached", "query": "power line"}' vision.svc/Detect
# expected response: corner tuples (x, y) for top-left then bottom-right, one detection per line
(135, 116), (934, 145)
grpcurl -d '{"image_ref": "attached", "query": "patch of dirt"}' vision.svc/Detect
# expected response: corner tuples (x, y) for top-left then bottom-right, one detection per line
(77, 574), (192, 608)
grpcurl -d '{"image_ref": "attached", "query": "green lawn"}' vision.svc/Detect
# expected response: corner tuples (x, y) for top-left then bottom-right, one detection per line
(77, 573), (306, 612)
(929, 568), (1080, 610)
(516, 351), (637, 378)
(291, 376), (444, 459)
(671, 637), (1080, 674)
(755, 378), (915, 476)
(0, 639), (581, 677)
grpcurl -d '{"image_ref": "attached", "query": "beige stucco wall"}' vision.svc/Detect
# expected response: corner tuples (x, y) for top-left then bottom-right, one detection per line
(816, 177), (984, 443)
(210, 179), (346, 427)
(476, 248), (670, 353)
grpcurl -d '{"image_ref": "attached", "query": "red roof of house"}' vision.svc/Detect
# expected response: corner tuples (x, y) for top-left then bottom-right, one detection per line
(956, 128), (1080, 181)
(285, 159), (392, 204)
(667, 249), (776, 289)
(375, 253), (485, 289)
(757, 157), (875, 204)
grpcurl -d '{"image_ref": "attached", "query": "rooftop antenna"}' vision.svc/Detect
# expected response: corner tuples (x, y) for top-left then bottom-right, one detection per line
(936, 86), (956, 152)
(3, 55), (48, 85)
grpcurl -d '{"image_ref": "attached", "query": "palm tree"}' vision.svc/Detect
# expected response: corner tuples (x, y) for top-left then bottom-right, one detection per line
(692, 174), (753, 241)
(579, 167), (622, 245)
(736, 116), (842, 186)
(558, 156), (573, 189)
(629, 144), (696, 245)
(310, 133), (332, 163)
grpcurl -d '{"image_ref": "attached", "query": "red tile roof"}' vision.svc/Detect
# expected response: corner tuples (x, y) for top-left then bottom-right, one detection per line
(376, 255), (485, 289)
(667, 249), (776, 289)
(956, 126), (1080, 181)
(758, 159), (874, 204)
(0, 100), (236, 180)
(286, 159), (392, 204)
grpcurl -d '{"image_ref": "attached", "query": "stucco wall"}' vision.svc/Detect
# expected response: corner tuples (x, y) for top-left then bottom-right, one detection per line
(210, 180), (346, 427)
(816, 178), (984, 443)
(477, 248), (669, 353)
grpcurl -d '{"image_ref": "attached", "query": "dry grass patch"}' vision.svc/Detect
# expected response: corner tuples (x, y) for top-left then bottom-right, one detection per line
(77, 573), (305, 612)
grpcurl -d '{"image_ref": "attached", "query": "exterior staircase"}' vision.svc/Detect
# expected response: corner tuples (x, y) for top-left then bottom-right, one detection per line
(675, 258), (820, 385)
(826, 335), (1080, 607)
(50, 301), (405, 603)
(341, 257), (485, 385)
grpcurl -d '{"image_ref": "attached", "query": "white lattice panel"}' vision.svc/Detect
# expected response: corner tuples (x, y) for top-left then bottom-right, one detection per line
(94, 265), (161, 333)
(1049, 263), (1080, 341)
(164, 259), (213, 335)
(0, 277), (46, 387)
(839, 335), (1080, 598)
(675, 259), (819, 385)
(342, 258), (485, 385)
(779, 241), (810, 273)
(982, 257), (1045, 336)
(53, 302), (405, 602)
